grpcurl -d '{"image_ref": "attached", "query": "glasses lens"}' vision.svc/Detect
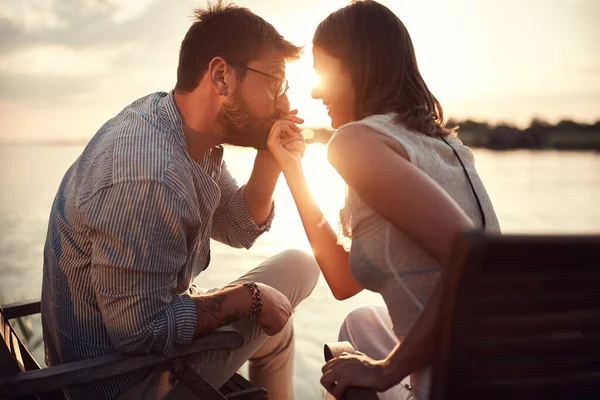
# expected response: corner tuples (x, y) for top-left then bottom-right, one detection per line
(278, 80), (289, 99)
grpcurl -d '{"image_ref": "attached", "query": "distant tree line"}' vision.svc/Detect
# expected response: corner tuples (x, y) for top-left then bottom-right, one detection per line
(446, 118), (600, 150)
(307, 118), (600, 150)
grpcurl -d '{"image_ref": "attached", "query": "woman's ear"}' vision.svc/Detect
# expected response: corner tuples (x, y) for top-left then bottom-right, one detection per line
(207, 57), (232, 96)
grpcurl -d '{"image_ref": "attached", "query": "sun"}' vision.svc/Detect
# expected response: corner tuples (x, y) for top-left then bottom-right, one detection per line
(284, 46), (330, 128)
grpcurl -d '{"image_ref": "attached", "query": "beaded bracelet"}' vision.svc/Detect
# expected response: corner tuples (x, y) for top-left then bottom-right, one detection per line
(244, 282), (263, 319)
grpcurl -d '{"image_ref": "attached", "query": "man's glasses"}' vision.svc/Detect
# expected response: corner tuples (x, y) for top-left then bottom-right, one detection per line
(228, 62), (289, 101)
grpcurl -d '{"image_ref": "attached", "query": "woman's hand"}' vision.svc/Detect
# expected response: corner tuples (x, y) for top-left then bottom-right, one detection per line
(320, 351), (392, 399)
(267, 109), (306, 173)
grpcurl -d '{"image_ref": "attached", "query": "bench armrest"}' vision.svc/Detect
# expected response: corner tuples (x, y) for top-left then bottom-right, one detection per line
(0, 327), (244, 398)
(323, 341), (379, 400)
(2, 299), (41, 319)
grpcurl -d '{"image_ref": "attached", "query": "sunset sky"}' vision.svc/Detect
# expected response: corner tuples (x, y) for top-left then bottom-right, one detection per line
(0, 0), (598, 142)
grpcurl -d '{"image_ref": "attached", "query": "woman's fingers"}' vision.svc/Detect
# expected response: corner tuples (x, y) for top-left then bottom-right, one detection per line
(283, 141), (304, 155)
(273, 125), (295, 143)
(270, 121), (301, 137)
(320, 369), (337, 392)
(332, 379), (349, 399)
(279, 113), (304, 125)
(280, 133), (304, 146)
(322, 356), (340, 373)
(321, 368), (349, 400)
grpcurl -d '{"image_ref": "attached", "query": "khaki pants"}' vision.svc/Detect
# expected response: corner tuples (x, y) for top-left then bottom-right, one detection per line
(119, 249), (320, 400)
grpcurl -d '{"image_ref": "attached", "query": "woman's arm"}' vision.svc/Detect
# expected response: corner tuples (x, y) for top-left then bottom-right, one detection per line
(267, 123), (363, 300)
(283, 166), (363, 300)
(321, 125), (474, 396)
(327, 127), (473, 268)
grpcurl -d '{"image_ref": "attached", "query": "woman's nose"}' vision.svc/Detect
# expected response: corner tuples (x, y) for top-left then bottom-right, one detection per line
(311, 86), (321, 100)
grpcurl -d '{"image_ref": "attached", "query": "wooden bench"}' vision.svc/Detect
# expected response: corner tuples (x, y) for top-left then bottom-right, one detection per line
(0, 299), (267, 400)
(432, 231), (600, 400)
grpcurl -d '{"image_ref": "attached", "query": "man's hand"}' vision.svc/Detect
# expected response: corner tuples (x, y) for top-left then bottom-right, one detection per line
(267, 110), (306, 173)
(256, 282), (292, 336)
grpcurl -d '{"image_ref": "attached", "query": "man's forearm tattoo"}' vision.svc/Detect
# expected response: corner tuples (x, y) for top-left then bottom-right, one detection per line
(195, 293), (226, 318)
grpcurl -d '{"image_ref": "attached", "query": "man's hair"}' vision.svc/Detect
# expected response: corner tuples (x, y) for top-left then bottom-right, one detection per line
(175, 1), (302, 92)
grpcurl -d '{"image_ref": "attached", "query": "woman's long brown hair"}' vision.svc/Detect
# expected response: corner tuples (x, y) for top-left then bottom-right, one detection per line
(313, 0), (455, 137)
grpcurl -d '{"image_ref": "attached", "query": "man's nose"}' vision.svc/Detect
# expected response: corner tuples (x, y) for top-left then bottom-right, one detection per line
(275, 93), (290, 115)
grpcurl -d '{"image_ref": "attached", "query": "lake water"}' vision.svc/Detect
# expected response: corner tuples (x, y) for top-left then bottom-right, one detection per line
(1, 143), (599, 399)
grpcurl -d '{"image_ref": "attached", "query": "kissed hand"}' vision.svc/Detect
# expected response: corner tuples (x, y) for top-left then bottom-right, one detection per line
(267, 109), (306, 173)
(320, 351), (391, 399)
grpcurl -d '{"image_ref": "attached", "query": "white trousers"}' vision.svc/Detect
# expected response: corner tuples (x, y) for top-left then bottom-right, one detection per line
(326, 305), (431, 400)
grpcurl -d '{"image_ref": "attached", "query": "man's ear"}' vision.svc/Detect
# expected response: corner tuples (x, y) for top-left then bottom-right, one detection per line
(207, 57), (234, 96)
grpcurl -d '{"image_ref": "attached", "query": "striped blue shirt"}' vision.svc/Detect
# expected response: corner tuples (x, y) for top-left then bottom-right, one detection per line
(40, 91), (274, 399)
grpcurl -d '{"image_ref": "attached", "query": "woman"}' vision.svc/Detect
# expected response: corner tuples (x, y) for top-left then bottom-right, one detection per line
(268, 1), (500, 399)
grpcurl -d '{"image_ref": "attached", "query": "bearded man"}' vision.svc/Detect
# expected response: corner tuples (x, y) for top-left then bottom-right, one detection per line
(41, 3), (319, 399)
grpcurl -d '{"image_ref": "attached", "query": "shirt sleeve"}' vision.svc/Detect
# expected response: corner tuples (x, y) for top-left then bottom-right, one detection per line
(210, 160), (274, 249)
(83, 180), (197, 356)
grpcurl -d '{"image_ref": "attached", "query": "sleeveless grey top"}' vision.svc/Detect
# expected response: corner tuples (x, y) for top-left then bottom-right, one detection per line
(337, 113), (501, 338)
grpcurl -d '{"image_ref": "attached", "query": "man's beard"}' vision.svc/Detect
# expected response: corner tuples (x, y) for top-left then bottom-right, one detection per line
(215, 89), (278, 150)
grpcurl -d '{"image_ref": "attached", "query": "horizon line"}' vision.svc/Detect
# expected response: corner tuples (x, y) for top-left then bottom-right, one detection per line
(2, 117), (599, 146)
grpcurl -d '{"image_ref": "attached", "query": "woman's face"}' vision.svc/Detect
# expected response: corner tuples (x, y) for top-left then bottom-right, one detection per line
(311, 46), (356, 129)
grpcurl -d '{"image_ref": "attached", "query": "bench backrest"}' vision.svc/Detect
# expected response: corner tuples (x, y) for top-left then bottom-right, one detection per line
(432, 231), (600, 400)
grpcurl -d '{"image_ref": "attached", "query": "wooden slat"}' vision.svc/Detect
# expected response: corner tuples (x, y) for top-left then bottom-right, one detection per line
(470, 310), (600, 338)
(479, 233), (600, 246)
(228, 373), (255, 390)
(0, 316), (21, 377)
(459, 374), (600, 400)
(10, 331), (25, 372)
(479, 235), (599, 273)
(465, 356), (600, 380)
(0, 307), (42, 372)
(169, 362), (225, 400)
(2, 300), (41, 320)
(219, 373), (267, 399)
(220, 379), (241, 394)
(483, 243), (599, 272)
(0, 329), (244, 398)
(482, 252), (599, 274)
(220, 373), (245, 393)
(2, 313), (13, 350)
(17, 338), (41, 372)
(466, 334), (600, 358)
(470, 291), (600, 317)
(470, 274), (600, 297)
(36, 393), (66, 400)
(225, 388), (267, 399)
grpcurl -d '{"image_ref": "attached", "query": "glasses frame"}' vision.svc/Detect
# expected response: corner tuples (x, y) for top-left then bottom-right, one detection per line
(228, 62), (289, 101)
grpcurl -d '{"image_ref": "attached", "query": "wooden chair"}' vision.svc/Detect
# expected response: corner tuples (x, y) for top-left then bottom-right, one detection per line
(0, 299), (267, 400)
(432, 231), (600, 400)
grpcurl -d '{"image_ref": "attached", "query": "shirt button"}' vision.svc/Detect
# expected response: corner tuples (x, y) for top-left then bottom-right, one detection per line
(211, 171), (217, 179)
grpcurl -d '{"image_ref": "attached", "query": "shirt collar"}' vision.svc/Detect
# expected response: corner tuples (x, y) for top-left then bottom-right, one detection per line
(159, 90), (188, 151)
(160, 90), (224, 177)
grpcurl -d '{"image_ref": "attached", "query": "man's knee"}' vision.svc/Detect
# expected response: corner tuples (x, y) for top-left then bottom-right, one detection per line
(275, 249), (320, 303)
